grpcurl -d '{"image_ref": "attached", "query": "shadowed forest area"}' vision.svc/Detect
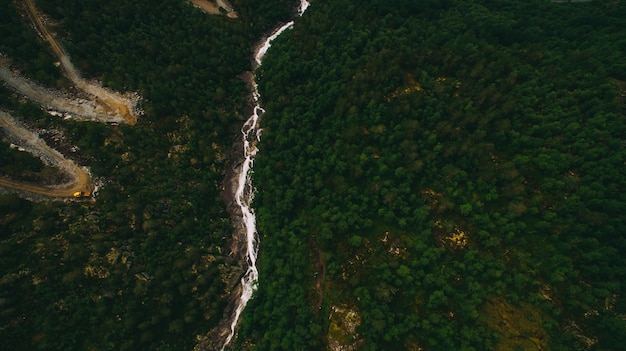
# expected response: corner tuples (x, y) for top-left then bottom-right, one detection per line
(0, 0), (292, 349)
(237, 0), (626, 350)
(1, 0), (625, 351)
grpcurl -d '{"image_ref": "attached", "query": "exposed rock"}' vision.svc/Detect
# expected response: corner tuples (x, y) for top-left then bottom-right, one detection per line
(328, 304), (363, 351)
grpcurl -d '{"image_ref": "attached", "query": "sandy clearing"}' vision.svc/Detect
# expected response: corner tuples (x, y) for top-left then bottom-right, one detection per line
(0, 110), (92, 198)
(189, 0), (238, 18)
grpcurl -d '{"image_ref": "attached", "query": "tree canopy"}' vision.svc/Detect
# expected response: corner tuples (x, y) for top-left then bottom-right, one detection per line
(237, 0), (626, 350)
(1, 0), (626, 350)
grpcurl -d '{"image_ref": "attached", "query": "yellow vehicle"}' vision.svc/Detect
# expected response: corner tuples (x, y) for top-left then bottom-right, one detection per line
(73, 191), (91, 198)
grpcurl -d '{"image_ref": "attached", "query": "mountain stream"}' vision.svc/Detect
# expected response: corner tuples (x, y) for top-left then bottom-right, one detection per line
(220, 1), (310, 349)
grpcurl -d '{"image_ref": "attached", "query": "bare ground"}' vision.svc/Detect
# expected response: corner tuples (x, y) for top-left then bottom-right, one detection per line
(314, 247), (327, 311)
(189, 0), (238, 18)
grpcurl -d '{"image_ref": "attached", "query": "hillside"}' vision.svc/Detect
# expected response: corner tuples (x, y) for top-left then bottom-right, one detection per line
(1, 0), (625, 351)
(238, 0), (626, 350)
(0, 0), (287, 349)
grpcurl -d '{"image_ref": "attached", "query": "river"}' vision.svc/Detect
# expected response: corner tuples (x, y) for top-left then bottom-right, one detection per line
(220, 1), (310, 350)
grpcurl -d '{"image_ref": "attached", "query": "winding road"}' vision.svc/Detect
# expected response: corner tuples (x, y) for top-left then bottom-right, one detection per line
(0, 0), (141, 198)
(0, 65), (126, 124)
(0, 0), (139, 198)
(4, 1), (311, 348)
(23, 0), (138, 125)
(0, 111), (92, 198)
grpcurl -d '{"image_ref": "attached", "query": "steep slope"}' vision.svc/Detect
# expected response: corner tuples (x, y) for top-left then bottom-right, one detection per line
(238, 0), (626, 350)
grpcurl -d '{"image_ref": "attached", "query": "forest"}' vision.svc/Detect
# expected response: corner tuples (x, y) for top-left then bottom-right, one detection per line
(0, 0), (292, 350)
(1, 0), (626, 350)
(237, 0), (626, 350)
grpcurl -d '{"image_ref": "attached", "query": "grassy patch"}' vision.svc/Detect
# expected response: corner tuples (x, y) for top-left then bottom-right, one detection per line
(483, 297), (549, 351)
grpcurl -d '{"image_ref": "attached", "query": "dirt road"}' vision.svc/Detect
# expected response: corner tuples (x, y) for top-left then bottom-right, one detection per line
(0, 110), (92, 198)
(23, 0), (138, 125)
(0, 1), (140, 198)
(0, 66), (125, 124)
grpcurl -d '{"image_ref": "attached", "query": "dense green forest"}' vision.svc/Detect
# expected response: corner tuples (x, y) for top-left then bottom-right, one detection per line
(0, 0), (292, 350)
(237, 0), (626, 350)
(1, 0), (626, 350)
